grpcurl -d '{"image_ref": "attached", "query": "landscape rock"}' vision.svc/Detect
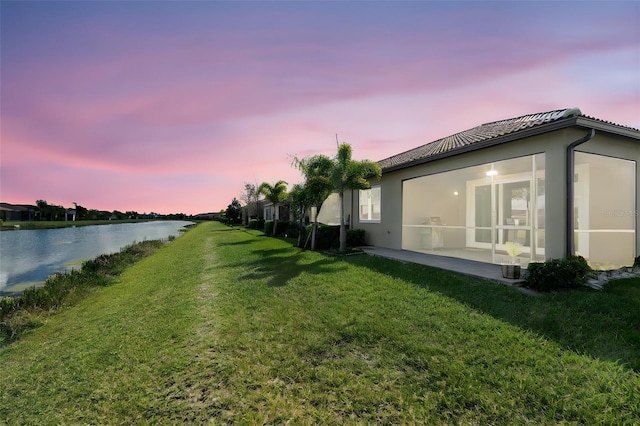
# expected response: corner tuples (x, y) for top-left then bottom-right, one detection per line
(585, 267), (640, 290)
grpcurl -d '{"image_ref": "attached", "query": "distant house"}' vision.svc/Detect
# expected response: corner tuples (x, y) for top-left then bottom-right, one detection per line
(347, 108), (639, 269)
(242, 199), (266, 225)
(263, 201), (292, 222)
(0, 203), (36, 222)
(263, 202), (274, 221)
(66, 209), (77, 221)
(193, 212), (216, 221)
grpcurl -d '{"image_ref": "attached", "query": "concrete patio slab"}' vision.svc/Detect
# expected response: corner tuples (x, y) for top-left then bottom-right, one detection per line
(361, 246), (527, 287)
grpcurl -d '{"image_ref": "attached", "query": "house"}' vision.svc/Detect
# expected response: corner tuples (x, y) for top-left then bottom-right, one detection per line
(350, 108), (639, 269)
(0, 203), (36, 222)
(66, 209), (77, 221)
(242, 199), (266, 225)
(263, 201), (292, 223)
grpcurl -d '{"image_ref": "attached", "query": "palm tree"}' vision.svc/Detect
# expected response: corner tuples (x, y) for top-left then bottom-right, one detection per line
(331, 143), (381, 252)
(288, 183), (309, 247)
(293, 154), (334, 250)
(258, 180), (288, 236)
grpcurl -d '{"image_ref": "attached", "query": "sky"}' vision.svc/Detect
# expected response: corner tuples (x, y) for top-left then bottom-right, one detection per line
(1, 1), (639, 216)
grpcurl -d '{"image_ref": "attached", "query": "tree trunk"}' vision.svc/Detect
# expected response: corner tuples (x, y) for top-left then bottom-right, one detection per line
(273, 203), (278, 236)
(297, 207), (305, 247)
(339, 190), (347, 252)
(311, 221), (317, 250)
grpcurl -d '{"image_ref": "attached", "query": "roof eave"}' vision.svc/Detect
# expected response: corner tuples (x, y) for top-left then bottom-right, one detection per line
(381, 117), (579, 173)
(574, 116), (640, 140)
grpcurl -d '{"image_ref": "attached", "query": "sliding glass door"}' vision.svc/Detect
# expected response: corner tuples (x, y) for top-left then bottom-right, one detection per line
(466, 170), (543, 261)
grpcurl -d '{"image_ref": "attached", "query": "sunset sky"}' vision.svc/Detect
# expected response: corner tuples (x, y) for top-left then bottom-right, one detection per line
(1, 1), (638, 215)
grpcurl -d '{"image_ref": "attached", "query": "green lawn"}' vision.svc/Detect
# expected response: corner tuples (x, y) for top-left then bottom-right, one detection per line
(1, 221), (638, 424)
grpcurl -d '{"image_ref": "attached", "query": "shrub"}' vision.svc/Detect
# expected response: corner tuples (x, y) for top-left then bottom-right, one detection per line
(276, 221), (290, 237)
(296, 225), (310, 248)
(285, 223), (301, 239)
(0, 240), (164, 342)
(525, 256), (594, 291)
(301, 225), (337, 250)
(263, 220), (274, 235)
(0, 297), (17, 318)
(298, 225), (364, 250)
(299, 226), (366, 250)
(316, 225), (340, 250)
(347, 229), (366, 247)
(247, 219), (265, 230)
(1, 310), (44, 341)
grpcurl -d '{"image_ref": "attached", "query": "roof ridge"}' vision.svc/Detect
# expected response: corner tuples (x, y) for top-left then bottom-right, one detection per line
(476, 108), (576, 129)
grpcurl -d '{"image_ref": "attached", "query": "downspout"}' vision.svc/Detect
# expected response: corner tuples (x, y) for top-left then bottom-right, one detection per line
(566, 128), (595, 257)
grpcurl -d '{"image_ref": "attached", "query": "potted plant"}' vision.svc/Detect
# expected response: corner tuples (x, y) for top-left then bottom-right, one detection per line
(502, 241), (523, 279)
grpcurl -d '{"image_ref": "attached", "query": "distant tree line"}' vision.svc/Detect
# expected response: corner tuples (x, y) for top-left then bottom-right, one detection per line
(33, 200), (188, 221)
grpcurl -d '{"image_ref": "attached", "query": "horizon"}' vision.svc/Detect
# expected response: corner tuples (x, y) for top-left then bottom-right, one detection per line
(0, 200), (206, 216)
(2, 1), (638, 215)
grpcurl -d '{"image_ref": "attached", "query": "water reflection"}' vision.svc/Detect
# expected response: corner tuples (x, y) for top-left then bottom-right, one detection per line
(0, 221), (192, 294)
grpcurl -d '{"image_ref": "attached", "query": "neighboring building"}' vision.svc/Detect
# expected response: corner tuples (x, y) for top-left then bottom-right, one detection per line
(0, 203), (36, 222)
(243, 199), (266, 225)
(350, 108), (639, 269)
(192, 212), (217, 220)
(263, 201), (292, 222)
(263, 202), (274, 221)
(66, 209), (77, 221)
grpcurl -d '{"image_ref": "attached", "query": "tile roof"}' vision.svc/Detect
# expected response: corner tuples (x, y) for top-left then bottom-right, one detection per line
(378, 108), (636, 171)
(0, 203), (36, 211)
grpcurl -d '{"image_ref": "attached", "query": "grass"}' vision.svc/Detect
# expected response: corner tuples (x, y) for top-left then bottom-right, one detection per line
(0, 221), (638, 424)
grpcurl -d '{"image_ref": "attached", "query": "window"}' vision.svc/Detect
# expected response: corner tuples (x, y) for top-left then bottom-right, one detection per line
(359, 186), (381, 222)
(264, 206), (273, 221)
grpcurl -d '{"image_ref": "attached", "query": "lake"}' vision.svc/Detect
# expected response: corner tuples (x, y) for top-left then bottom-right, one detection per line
(0, 221), (193, 295)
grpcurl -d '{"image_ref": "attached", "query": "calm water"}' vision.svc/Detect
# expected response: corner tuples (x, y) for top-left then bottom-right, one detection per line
(0, 221), (193, 294)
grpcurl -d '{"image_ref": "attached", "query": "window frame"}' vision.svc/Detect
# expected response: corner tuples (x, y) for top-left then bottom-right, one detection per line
(359, 186), (381, 223)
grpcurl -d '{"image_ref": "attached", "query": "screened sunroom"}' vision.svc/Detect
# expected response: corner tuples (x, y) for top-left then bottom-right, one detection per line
(354, 108), (639, 270)
(402, 154), (546, 267)
(400, 152), (636, 268)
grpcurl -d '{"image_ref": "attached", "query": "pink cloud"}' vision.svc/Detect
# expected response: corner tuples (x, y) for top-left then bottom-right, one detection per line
(2, 1), (638, 215)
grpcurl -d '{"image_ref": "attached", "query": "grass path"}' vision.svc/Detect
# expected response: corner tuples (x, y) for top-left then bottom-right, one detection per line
(1, 221), (639, 424)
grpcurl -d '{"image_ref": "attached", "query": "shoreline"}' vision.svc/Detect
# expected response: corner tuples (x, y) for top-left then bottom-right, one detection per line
(0, 220), (197, 296)
(0, 219), (157, 231)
